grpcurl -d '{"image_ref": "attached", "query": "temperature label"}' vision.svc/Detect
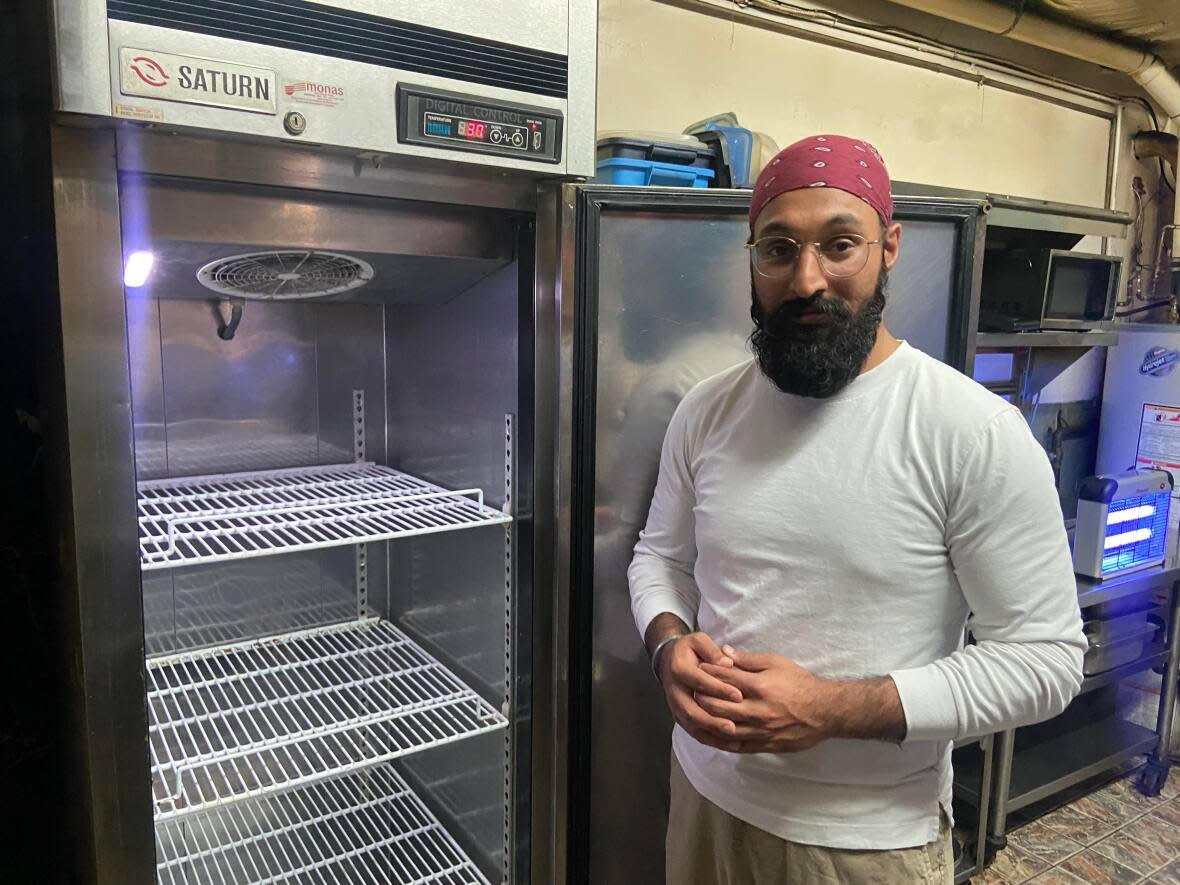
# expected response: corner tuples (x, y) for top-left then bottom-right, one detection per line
(424, 113), (452, 137)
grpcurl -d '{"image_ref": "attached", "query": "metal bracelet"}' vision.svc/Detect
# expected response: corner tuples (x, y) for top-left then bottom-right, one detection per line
(650, 633), (687, 682)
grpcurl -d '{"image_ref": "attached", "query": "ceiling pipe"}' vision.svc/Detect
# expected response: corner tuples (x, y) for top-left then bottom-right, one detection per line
(1132, 130), (1178, 175)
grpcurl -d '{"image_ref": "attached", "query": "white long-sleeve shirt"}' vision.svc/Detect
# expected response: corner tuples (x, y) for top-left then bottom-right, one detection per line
(628, 342), (1085, 849)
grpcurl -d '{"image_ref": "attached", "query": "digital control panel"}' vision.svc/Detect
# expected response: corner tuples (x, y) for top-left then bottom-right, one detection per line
(398, 85), (562, 164)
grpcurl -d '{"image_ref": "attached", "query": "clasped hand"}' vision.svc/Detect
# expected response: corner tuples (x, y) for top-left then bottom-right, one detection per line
(657, 633), (830, 754)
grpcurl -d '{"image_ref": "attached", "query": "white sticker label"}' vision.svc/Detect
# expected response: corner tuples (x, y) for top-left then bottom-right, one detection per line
(119, 48), (277, 115)
(113, 103), (163, 122)
(1138, 403), (1180, 477)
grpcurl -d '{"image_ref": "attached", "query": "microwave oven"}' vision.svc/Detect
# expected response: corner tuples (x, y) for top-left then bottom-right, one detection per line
(979, 249), (1122, 332)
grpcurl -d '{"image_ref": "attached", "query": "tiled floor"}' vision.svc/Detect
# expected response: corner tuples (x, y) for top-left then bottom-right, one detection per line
(972, 767), (1180, 884)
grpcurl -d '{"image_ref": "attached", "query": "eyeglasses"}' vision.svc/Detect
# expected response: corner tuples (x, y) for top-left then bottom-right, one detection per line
(746, 233), (881, 279)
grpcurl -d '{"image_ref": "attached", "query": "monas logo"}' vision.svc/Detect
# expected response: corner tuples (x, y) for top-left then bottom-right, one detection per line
(283, 81), (346, 108)
(1140, 346), (1180, 378)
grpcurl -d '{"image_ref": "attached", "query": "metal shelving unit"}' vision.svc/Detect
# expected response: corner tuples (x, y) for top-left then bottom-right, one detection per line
(148, 618), (509, 820)
(976, 330), (1120, 349)
(1077, 566), (1176, 608)
(1007, 719), (1156, 813)
(1078, 647), (1168, 696)
(155, 763), (491, 885)
(138, 462), (511, 570)
(972, 567), (1180, 875)
(956, 719), (1158, 812)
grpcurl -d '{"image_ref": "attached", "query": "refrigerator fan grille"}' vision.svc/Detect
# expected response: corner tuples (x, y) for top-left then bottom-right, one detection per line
(196, 250), (374, 300)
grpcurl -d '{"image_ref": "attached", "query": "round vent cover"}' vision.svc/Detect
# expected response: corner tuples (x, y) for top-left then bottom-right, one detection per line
(196, 250), (375, 300)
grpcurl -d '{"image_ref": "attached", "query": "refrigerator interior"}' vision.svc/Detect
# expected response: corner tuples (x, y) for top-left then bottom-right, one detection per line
(123, 173), (528, 884)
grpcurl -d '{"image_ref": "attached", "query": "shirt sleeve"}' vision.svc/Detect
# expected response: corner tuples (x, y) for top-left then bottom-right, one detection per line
(889, 408), (1086, 742)
(628, 397), (702, 639)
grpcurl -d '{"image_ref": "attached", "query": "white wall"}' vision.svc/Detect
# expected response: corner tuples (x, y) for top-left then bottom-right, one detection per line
(597, 0), (1116, 207)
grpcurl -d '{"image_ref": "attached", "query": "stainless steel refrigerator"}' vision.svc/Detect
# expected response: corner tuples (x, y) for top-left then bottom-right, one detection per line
(25, 1), (598, 882)
(42, 124), (582, 885)
(549, 186), (986, 885)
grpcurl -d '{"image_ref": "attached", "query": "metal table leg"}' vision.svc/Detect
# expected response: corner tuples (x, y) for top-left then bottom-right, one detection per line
(986, 729), (1016, 858)
(954, 734), (996, 884)
(975, 733), (994, 872)
(1138, 580), (1180, 795)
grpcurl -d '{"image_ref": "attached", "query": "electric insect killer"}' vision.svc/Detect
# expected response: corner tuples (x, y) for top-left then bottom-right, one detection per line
(1074, 469), (1173, 579)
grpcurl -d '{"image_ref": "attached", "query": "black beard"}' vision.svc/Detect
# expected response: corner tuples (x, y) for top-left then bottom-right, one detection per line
(749, 267), (888, 398)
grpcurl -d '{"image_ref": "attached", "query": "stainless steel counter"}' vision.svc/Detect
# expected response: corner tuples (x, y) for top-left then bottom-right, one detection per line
(1077, 565), (1180, 610)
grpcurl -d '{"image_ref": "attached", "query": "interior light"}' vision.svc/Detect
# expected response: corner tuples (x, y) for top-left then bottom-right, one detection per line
(124, 250), (155, 288)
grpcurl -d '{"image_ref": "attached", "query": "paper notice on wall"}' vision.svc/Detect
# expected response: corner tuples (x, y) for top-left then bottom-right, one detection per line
(1136, 403), (1180, 483)
(1135, 404), (1180, 566)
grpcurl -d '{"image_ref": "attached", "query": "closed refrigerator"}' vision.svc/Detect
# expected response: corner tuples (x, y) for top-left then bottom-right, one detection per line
(548, 186), (986, 884)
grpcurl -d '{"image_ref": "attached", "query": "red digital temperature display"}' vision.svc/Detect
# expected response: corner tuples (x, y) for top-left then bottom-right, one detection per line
(459, 120), (487, 140)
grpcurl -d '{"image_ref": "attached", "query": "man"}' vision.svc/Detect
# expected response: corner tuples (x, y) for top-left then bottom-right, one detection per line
(628, 134), (1086, 884)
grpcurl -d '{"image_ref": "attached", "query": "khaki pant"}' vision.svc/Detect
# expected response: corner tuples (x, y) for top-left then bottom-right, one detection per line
(667, 755), (953, 885)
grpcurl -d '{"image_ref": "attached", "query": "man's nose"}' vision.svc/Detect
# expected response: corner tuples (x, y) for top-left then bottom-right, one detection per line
(786, 245), (827, 300)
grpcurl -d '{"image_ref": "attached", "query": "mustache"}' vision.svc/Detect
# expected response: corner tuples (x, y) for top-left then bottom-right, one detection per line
(779, 293), (852, 320)
(752, 293), (853, 338)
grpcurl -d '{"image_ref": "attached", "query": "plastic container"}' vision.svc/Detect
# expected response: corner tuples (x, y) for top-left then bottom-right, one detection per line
(693, 126), (770, 187)
(682, 115), (780, 188)
(595, 133), (716, 188)
(594, 157), (714, 188)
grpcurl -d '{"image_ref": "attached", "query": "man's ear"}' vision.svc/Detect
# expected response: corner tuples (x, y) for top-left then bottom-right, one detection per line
(882, 222), (902, 271)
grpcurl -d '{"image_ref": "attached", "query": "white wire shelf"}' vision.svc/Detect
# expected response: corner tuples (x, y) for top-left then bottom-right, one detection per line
(137, 462), (511, 571)
(155, 763), (491, 885)
(148, 618), (508, 821)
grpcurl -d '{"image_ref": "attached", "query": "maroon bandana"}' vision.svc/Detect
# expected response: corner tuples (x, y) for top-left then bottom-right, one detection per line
(749, 134), (893, 229)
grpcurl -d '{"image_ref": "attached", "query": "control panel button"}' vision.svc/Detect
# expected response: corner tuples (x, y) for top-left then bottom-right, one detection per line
(491, 128), (503, 144)
(510, 131), (525, 148)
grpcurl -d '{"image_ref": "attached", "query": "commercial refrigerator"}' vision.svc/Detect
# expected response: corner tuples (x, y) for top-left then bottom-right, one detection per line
(27, 1), (596, 883)
(553, 187), (986, 885)
(49, 132), (562, 885)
